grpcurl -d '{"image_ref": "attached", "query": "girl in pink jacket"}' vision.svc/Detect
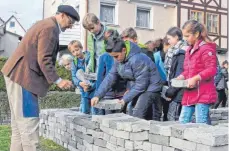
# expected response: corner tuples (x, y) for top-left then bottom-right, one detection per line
(177, 20), (217, 124)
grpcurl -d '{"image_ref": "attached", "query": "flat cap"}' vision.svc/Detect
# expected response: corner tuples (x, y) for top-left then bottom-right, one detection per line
(57, 5), (80, 22)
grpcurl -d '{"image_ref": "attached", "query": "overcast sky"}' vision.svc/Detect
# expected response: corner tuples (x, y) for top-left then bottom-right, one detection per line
(0, 0), (43, 30)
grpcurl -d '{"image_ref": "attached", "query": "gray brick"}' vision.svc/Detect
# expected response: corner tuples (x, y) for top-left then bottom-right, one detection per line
(134, 141), (144, 150)
(72, 136), (83, 145)
(171, 123), (208, 139)
(68, 140), (77, 148)
(130, 131), (149, 141)
(142, 142), (152, 151)
(109, 136), (117, 145)
(83, 140), (93, 151)
(73, 130), (83, 139)
(150, 121), (178, 136)
(149, 134), (170, 146)
(68, 145), (80, 151)
(117, 138), (125, 147)
(94, 99), (123, 110)
(125, 140), (134, 150)
(103, 133), (111, 141)
(94, 138), (107, 148)
(77, 143), (85, 151)
(106, 142), (117, 151)
(93, 145), (111, 151)
(162, 146), (180, 151)
(113, 129), (130, 139)
(196, 144), (228, 151)
(100, 125), (114, 135)
(151, 144), (162, 151)
(183, 126), (228, 146)
(83, 134), (94, 144)
(132, 120), (150, 132)
(92, 130), (104, 139)
(170, 137), (197, 151)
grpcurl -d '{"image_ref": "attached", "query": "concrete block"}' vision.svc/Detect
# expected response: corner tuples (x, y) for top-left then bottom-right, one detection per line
(134, 141), (144, 150)
(94, 99), (123, 110)
(183, 126), (228, 146)
(125, 140), (134, 150)
(149, 134), (170, 146)
(142, 142), (152, 151)
(83, 134), (94, 144)
(83, 140), (93, 151)
(100, 125), (114, 135)
(93, 145), (111, 151)
(132, 120), (150, 132)
(113, 129), (130, 139)
(77, 143), (85, 151)
(151, 144), (162, 151)
(150, 121), (178, 136)
(109, 136), (117, 145)
(130, 131), (149, 141)
(170, 137), (197, 151)
(103, 133), (111, 141)
(117, 138), (125, 147)
(196, 144), (228, 151)
(171, 123), (208, 139)
(106, 142), (117, 151)
(94, 138), (107, 148)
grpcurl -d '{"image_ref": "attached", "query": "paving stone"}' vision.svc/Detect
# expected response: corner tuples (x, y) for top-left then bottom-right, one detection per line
(130, 131), (149, 141)
(183, 126), (228, 146)
(94, 138), (107, 148)
(125, 140), (134, 150)
(149, 134), (170, 146)
(113, 129), (130, 139)
(170, 137), (197, 151)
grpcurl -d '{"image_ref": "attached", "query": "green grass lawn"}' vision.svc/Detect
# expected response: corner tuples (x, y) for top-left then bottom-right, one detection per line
(0, 125), (11, 151)
(0, 125), (68, 151)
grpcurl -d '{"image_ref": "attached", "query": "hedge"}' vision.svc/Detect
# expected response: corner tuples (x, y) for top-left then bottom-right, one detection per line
(0, 91), (80, 116)
(0, 57), (73, 92)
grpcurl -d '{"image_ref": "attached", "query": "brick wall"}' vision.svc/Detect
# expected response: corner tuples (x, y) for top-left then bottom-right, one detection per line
(39, 108), (228, 151)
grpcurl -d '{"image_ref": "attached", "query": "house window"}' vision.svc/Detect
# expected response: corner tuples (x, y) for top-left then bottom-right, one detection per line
(206, 13), (219, 34)
(100, 4), (115, 24)
(10, 21), (15, 28)
(190, 10), (204, 23)
(136, 8), (150, 28)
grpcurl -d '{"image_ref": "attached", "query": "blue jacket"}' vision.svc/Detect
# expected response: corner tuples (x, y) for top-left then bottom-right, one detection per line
(154, 51), (167, 82)
(71, 51), (95, 98)
(95, 42), (162, 103)
(96, 53), (126, 98)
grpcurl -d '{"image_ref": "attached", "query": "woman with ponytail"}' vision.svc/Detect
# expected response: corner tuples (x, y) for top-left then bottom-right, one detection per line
(177, 20), (217, 124)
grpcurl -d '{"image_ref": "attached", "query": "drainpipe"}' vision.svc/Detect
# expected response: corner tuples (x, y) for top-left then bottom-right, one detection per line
(42, 0), (45, 19)
(84, 0), (89, 50)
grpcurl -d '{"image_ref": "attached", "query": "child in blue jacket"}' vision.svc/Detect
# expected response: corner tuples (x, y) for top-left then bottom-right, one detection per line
(68, 40), (95, 114)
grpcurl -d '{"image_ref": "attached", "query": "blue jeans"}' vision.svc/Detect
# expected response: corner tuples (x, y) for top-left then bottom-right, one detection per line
(179, 104), (211, 124)
(80, 96), (90, 114)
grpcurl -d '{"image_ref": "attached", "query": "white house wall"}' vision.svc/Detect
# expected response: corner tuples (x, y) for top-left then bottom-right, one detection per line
(5, 17), (25, 37)
(43, 0), (82, 46)
(0, 32), (19, 57)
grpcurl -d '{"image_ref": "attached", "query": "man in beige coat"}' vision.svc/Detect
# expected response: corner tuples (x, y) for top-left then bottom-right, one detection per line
(1, 5), (80, 151)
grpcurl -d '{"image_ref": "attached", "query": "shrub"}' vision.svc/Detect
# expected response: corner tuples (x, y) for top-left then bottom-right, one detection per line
(39, 91), (81, 109)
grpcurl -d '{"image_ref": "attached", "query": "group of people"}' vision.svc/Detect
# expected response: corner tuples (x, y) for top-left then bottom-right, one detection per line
(60, 12), (228, 124)
(1, 4), (228, 151)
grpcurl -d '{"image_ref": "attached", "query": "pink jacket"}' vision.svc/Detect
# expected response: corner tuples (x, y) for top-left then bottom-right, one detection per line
(181, 40), (217, 106)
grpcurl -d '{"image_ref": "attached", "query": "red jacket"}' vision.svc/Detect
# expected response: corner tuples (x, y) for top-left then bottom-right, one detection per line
(181, 40), (217, 106)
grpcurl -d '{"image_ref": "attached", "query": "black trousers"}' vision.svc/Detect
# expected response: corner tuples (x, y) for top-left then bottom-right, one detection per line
(213, 89), (227, 109)
(127, 92), (161, 120)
